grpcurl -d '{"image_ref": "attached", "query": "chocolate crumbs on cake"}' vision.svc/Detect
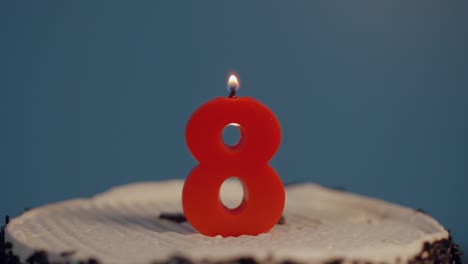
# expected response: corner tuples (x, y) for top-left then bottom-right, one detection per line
(159, 213), (287, 225)
(1, 215), (20, 264)
(60, 250), (76, 257)
(277, 216), (286, 225)
(79, 257), (101, 264)
(229, 257), (258, 264)
(159, 213), (187, 223)
(156, 244), (462, 264)
(154, 256), (192, 264)
(409, 235), (463, 264)
(26, 250), (49, 264)
(414, 208), (429, 216)
(324, 258), (343, 264)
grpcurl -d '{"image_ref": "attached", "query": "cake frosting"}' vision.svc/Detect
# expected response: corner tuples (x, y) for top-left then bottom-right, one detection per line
(3, 180), (458, 264)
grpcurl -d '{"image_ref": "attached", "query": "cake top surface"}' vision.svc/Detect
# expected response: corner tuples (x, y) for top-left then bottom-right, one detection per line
(5, 180), (448, 264)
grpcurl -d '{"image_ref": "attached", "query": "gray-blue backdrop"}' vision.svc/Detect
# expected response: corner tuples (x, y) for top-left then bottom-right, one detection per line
(1, 0), (467, 253)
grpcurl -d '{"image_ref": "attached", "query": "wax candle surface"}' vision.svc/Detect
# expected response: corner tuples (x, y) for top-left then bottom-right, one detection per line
(183, 75), (285, 237)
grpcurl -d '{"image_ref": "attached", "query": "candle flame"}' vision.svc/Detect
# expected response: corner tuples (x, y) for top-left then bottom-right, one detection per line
(227, 74), (240, 93)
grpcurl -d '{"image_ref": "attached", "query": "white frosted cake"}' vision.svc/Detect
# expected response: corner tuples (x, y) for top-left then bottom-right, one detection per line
(1, 180), (462, 264)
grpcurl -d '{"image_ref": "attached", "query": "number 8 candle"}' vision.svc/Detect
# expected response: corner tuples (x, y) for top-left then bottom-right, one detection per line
(183, 73), (285, 237)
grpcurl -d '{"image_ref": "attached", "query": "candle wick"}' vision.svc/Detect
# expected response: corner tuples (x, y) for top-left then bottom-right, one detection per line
(228, 88), (237, 99)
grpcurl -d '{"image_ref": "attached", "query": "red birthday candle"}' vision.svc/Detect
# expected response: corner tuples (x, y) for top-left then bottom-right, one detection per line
(183, 73), (285, 237)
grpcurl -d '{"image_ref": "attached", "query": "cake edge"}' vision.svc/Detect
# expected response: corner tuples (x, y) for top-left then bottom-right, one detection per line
(1, 180), (464, 264)
(0, 213), (463, 264)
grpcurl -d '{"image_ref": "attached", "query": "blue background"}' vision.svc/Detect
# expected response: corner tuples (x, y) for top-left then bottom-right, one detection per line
(1, 0), (467, 254)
